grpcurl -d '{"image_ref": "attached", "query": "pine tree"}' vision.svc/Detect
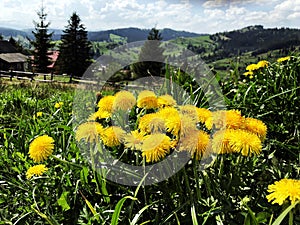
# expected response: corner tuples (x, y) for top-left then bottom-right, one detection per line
(57, 12), (91, 77)
(31, 7), (54, 72)
(131, 27), (165, 78)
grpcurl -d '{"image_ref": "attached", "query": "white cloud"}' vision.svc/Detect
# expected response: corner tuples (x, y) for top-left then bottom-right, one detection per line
(0, 0), (300, 34)
(202, 0), (275, 8)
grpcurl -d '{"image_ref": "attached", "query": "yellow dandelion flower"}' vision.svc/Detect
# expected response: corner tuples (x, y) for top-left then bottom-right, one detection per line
(26, 164), (48, 179)
(101, 126), (126, 147)
(211, 110), (227, 130)
(75, 122), (104, 143)
(266, 178), (300, 205)
(158, 107), (181, 136)
(36, 112), (43, 117)
(29, 135), (54, 162)
(179, 130), (210, 160)
(257, 60), (269, 69)
(246, 63), (259, 71)
(196, 108), (213, 129)
(138, 113), (166, 134)
(243, 71), (254, 76)
(277, 56), (291, 63)
(97, 95), (115, 113)
(54, 102), (63, 109)
(123, 130), (146, 150)
(157, 94), (177, 108)
(113, 90), (136, 111)
(225, 110), (243, 129)
(88, 110), (111, 121)
(229, 129), (262, 156)
(137, 90), (158, 109)
(211, 110), (242, 130)
(179, 105), (198, 120)
(141, 133), (172, 163)
(243, 117), (267, 141)
(157, 106), (179, 117)
(211, 129), (234, 154)
(179, 114), (198, 137)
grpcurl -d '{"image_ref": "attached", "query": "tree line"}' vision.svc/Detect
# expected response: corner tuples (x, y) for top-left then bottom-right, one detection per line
(31, 7), (91, 77)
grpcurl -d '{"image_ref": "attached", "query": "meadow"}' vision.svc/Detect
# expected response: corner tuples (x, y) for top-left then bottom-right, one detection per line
(0, 54), (299, 225)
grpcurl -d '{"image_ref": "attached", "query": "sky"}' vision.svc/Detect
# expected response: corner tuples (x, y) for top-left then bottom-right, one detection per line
(0, 0), (300, 34)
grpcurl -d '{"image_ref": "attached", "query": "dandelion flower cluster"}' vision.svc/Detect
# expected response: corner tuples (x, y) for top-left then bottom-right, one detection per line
(76, 90), (267, 163)
(266, 178), (300, 205)
(26, 164), (48, 179)
(29, 135), (54, 162)
(244, 60), (269, 78)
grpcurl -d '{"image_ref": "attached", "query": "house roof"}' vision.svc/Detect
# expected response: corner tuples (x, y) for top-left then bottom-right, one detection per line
(48, 51), (59, 68)
(30, 51), (60, 69)
(0, 40), (18, 53)
(0, 53), (28, 63)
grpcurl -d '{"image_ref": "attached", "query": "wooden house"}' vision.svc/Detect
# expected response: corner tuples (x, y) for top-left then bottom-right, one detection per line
(0, 40), (28, 71)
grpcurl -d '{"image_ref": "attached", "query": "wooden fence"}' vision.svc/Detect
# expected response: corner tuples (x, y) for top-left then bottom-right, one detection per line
(0, 70), (146, 90)
(0, 70), (73, 83)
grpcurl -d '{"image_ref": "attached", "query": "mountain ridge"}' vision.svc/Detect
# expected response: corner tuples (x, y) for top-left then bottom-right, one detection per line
(0, 26), (204, 42)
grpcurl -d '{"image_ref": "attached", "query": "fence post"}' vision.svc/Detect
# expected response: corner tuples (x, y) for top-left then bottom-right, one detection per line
(69, 73), (72, 83)
(10, 70), (13, 81)
(44, 74), (46, 80)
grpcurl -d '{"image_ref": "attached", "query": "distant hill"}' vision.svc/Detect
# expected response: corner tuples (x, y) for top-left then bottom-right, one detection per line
(88, 27), (202, 42)
(210, 25), (300, 57)
(170, 25), (300, 63)
(0, 27), (203, 42)
(0, 27), (31, 39)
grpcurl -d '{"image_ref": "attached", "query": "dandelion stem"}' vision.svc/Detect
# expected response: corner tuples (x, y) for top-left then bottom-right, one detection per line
(289, 210), (293, 225)
(192, 157), (201, 201)
(183, 167), (193, 202)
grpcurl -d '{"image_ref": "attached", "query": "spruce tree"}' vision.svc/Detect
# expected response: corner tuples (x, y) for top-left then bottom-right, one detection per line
(31, 7), (54, 72)
(131, 27), (165, 78)
(57, 12), (91, 77)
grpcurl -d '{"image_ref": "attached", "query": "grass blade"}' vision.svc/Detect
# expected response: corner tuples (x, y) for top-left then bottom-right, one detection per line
(271, 201), (299, 225)
(191, 204), (199, 225)
(111, 196), (137, 225)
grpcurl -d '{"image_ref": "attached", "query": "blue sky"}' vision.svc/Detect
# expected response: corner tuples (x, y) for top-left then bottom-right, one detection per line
(1, 0), (300, 34)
